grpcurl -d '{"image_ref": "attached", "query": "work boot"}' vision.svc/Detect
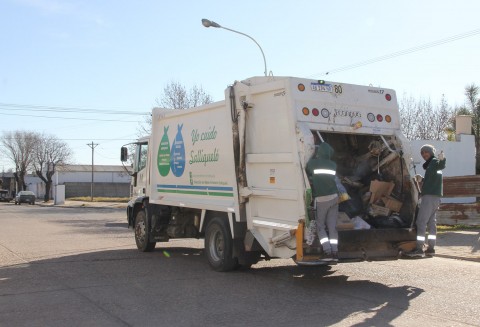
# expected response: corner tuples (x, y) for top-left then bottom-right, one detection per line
(405, 248), (425, 258)
(425, 248), (435, 257)
(321, 251), (333, 262)
(331, 252), (339, 262)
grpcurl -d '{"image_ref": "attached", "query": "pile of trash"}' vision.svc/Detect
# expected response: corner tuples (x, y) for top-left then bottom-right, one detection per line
(335, 177), (407, 230)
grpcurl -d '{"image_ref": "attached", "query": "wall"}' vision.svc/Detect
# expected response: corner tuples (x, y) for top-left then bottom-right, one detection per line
(65, 182), (130, 198)
(25, 176), (45, 199)
(410, 134), (475, 203)
(58, 171), (131, 184)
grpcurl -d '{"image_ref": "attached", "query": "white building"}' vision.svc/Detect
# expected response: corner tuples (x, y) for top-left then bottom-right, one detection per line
(55, 165), (132, 198)
(56, 165), (131, 184)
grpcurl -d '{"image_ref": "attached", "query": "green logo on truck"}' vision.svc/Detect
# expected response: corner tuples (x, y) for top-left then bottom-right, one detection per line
(157, 126), (171, 176)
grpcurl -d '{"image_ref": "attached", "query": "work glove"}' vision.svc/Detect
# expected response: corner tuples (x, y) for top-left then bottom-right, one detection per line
(414, 174), (423, 183)
(438, 151), (445, 161)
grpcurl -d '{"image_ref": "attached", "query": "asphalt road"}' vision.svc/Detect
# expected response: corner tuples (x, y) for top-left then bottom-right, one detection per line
(0, 203), (479, 327)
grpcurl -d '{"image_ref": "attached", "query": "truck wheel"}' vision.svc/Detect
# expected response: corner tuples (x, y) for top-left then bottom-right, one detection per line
(205, 217), (236, 272)
(134, 210), (156, 252)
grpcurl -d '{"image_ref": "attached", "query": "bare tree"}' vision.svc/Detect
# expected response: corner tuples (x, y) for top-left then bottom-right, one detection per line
(138, 81), (213, 136)
(157, 81), (190, 110)
(399, 94), (453, 141)
(31, 133), (72, 202)
(156, 81), (213, 110)
(1, 131), (36, 191)
(188, 85), (213, 108)
(430, 95), (452, 141)
(399, 94), (417, 140)
(137, 114), (152, 138)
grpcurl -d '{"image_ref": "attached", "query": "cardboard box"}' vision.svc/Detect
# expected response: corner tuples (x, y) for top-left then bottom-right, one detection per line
(382, 196), (403, 212)
(337, 212), (354, 230)
(369, 180), (395, 204)
(370, 204), (391, 217)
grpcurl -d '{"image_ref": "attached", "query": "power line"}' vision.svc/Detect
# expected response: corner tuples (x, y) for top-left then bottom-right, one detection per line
(0, 102), (150, 115)
(3, 138), (136, 141)
(312, 27), (480, 77)
(0, 111), (144, 123)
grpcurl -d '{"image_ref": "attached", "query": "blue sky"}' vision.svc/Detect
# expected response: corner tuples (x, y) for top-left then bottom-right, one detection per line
(1, 0), (479, 170)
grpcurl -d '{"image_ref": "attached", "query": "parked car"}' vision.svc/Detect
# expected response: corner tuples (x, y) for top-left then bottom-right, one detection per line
(0, 190), (12, 202)
(15, 191), (36, 205)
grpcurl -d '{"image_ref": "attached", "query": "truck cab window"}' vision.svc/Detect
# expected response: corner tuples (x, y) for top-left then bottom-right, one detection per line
(136, 143), (148, 172)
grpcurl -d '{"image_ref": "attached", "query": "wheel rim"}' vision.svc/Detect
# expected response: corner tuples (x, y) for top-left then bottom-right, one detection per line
(135, 219), (146, 245)
(208, 228), (224, 262)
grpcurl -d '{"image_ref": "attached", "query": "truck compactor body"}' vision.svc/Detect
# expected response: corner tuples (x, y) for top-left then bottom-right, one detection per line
(122, 76), (418, 271)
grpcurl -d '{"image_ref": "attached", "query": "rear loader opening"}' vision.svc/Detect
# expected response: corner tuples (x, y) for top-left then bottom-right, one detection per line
(320, 132), (416, 227)
(304, 132), (417, 262)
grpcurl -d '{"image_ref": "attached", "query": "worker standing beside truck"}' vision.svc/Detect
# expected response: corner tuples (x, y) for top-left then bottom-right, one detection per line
(407, 145), (446, 258)
(306, 142), (339, 261)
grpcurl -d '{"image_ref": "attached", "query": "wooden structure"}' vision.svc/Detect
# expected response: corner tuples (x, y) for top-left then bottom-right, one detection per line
(439, 176), (480, 226)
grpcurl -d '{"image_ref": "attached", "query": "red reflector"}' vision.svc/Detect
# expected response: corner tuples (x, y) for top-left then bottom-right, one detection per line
(385, 94), (392, 101)
(377, 114), (383, 122)
(312, 108), (319, 116)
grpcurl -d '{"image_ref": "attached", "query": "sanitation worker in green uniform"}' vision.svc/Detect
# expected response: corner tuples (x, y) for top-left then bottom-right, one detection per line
(406, 144), (446, 258)
(306, 142), (339, 261)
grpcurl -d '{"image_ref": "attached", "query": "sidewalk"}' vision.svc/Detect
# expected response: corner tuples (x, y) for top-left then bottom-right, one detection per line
(435, 230), (480, 262)
(38, 200), (127, 209)
(36, 201), (479, 262)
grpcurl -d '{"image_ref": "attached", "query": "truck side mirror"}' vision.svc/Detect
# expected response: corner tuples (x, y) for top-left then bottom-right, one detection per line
(120, 147), (128, 162)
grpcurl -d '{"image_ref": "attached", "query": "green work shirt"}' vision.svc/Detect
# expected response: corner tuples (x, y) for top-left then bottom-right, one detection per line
(421, 157), (446, 196)
(306, 143), (338, 197)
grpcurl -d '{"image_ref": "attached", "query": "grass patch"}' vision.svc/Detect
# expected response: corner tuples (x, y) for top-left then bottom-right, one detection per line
(67, 197), (130, 203)
(437, 224), (480, 232)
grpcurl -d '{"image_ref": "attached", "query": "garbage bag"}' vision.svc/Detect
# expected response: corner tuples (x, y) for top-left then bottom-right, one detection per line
(352, 216), (371, 230)
(366, 214), (406, 229)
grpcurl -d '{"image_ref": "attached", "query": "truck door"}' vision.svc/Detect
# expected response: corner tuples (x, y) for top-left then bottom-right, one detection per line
(133, 142), (149, 197)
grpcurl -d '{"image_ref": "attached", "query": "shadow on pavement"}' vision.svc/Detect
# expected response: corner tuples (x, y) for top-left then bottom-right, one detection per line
(0, 246), (424, 327)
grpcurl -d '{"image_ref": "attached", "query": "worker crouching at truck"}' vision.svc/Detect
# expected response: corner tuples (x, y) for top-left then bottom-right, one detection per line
(306, 142), (339, 261)
(406, 144), (446, 258)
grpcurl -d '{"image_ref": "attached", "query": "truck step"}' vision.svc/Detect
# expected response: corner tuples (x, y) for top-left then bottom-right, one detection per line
(295, 255), (337, 266)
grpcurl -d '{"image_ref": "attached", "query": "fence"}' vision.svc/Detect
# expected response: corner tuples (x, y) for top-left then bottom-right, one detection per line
(439, 176), (480, 226)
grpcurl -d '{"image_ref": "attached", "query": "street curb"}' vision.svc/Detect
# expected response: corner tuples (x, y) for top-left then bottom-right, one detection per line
(36, 203), (126, 210)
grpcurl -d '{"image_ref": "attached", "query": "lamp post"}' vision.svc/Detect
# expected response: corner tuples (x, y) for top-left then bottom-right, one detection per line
(201, 18), (268, 77)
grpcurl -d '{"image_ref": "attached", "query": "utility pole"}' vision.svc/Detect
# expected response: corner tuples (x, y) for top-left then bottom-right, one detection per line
(87, 142), (99, 202)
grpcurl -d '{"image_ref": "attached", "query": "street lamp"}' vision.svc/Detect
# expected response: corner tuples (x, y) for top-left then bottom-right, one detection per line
(201, 18), (268, 77)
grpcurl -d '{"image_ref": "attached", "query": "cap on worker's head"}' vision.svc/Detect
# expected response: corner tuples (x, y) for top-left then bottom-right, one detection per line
(420, 144), (436, 156)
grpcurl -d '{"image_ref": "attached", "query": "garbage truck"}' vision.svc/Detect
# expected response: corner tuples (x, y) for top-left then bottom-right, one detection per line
(121, 76), (419, 271)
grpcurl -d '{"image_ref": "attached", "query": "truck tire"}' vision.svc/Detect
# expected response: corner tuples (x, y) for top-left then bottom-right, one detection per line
(134, 210), (156, 252)
(205, 217), (236, 272)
